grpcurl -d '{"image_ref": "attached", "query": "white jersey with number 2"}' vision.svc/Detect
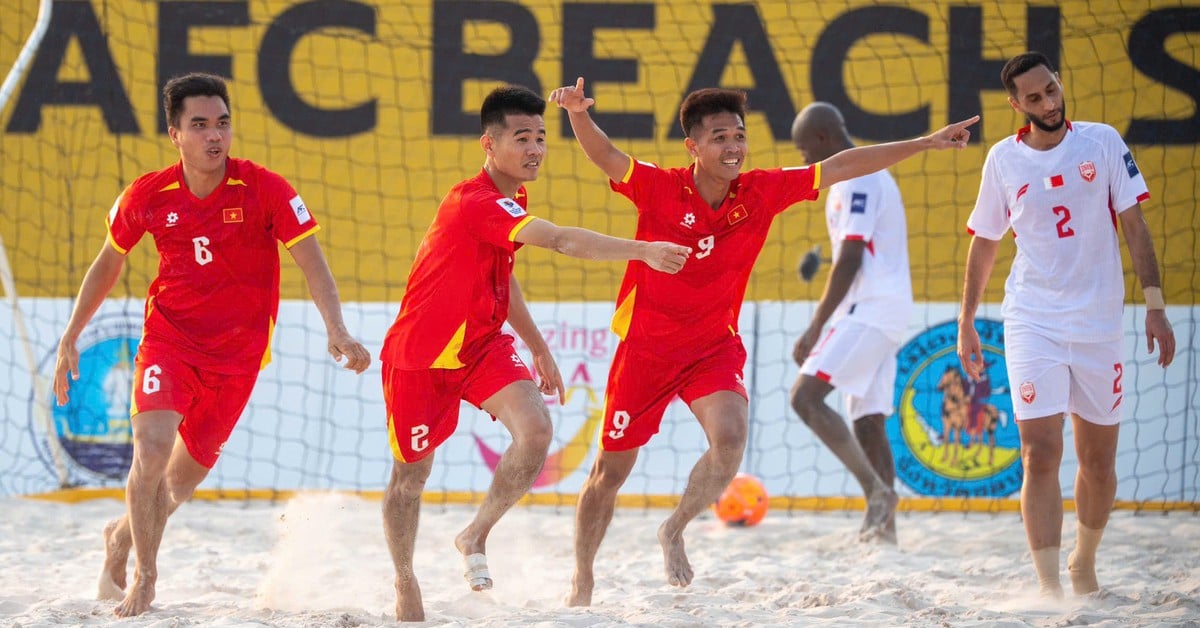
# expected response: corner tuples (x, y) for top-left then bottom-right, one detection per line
(967, 121), (1150, 342)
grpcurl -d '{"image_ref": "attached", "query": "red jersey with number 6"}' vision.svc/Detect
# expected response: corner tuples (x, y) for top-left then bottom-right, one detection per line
(106, 158), (319, 374)
(608, 158), (821, 359)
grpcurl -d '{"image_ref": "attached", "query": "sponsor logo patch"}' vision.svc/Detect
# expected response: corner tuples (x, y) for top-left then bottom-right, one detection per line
(289, 195), (311, 224)
(496, 197), (526, 218)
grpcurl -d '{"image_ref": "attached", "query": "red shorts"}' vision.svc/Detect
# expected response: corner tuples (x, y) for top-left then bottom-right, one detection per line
(132, 345), (258, 469)
(382, 333), (533, 463)
(601, 337), (748, 451)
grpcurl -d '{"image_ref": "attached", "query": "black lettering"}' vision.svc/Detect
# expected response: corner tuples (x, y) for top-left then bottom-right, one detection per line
(811, 7), (927, 142)
(157, 1), (250, 131)
(671, 4), (794, 140)
(1126, 8), (1200, 144)
(949, 5), (1060, 144)
(561, 4), (655, 139)
(259, 0), (377, 137)
(432, 1), (540, 135)
(7, 1), (137, 134)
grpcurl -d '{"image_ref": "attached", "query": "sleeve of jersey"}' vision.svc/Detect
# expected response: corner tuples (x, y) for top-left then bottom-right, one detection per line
(840, 179), (883, 241)
(771, 164), (822, 214)
(463, 190), (537, 250)
(965, 151), (1009, 240)
(608, 156), (663, 215)
(1105, 128), (1150, 213)
(267, 173), (321, 248)
(105, 185), (144, 255)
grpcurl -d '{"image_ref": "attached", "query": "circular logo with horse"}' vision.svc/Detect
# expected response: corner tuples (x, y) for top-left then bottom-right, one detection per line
(887, 319), (1021, 497)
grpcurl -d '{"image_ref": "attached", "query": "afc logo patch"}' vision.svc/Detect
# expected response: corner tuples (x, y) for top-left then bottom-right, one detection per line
(1078, 161), (1096, 183)
(1019, 381), (1036, 404)
(1123, 151), (1140, 178)
(850, 192), (868, 214)
(496, 197), (526, 218)
(289, 195), (311, 224)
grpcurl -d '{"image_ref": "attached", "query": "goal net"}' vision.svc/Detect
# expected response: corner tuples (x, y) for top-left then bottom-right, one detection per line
(1, 0), (1196, 511)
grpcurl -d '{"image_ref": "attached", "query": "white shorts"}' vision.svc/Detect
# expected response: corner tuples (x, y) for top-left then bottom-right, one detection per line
(1004, 323), (1124, 425)
(800, 319), (898, 420)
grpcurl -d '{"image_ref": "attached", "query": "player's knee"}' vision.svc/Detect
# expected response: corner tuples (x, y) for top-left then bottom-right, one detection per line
(385, 462), (431, 503)
(589, 454), (635, 492)
(709, 420), (748, 455)
(1077, 452), (1116, 483)
(1020, 439), (1063, 475)
(790, 387), (821, 422)
(513, 413), (553, 453)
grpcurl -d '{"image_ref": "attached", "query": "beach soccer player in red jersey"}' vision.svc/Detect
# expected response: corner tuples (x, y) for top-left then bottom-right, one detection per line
(550, 77), (978, 605)
(52, 72), (371, 617)
(377, 85), (691, 622)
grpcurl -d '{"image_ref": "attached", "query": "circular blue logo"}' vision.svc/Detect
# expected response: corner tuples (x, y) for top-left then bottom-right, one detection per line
(887, 319), (1021, 497)
(33, 316), (140, 481)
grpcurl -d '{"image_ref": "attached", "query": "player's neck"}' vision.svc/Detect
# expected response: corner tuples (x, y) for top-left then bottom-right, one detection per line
(181, 161), (227, 199)
(691, 167), (732, 209)
(482, 162), (521, 198)
(1022, 125), (1068, 151)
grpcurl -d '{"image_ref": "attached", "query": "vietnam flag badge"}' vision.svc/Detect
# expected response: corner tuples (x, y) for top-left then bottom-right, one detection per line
(223, 207), (244, 223)
(726, 204), (749, 226)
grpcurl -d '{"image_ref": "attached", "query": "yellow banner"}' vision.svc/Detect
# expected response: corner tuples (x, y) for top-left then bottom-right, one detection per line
(2, 0), (1196, 303)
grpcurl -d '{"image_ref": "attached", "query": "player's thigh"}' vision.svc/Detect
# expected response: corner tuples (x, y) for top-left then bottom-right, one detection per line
(466, 335), (547, 440)
(601, 343), (682, 452)
(1004, 324), (1070, 421)
(846, 341), (899, 421)
(178, 368), (258, 469)
(799, 321), (892, 399)
(1066, 338), (1125, 426)
(382, 363), (464, 463)
(131, 347), (199, 419)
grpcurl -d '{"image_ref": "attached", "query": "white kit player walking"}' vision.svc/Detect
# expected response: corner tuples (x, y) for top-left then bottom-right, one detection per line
(789, 102), (910, 543)
(957, 52), (1175, 597)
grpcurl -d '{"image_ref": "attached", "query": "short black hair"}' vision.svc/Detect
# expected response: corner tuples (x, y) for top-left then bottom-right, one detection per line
(679, 88), (747, 138)
(480, 85), (546, 133)
(163, 73), (230, 128)
(1000, 52), (1056, 95)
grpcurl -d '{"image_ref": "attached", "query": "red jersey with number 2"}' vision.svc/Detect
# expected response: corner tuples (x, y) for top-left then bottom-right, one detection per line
(106, 158), (319, 374)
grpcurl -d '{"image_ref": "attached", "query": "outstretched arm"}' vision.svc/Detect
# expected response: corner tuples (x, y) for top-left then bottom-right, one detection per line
(54, 243), (125, 405)
(549, 77), (631, 182)
(288, 236), (371, 373)
(507, 275), (564, 403)
(820, 116), (980, 189)
(956, 236), (999, 381)
(793, 241), (864, 365)
(1119, 205), (1175, 367)
(513, 218), (691, 273)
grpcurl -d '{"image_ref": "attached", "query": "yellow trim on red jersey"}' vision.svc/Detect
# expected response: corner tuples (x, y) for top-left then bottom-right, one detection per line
(507, 214), (536, 242)
(283, 224), (320, 249)
(227, 178), (246, 186)
(812, 162), (822, 190)
(387, 413), (408, 462)
(259, 316), (276, 371)
(158, 181), (180, 192)
(105, 230), (129, 255)
(129, 395), (139, 417)
(610, 286), (637, 340)
(430, 321), (467, 369)
(620, 156), (636, 184)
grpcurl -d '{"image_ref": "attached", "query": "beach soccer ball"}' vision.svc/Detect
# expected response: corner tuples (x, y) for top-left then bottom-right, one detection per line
(712, 473), (768, 526)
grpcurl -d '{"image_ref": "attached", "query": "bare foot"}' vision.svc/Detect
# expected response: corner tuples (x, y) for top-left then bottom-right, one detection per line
(113, 572), (155, 617)
(566, 572), (593, 607)
(1039, 581), (1065, 599)
(394, 573), (425, 622)
(657, 522), (693, 587)
(454, 529), (492, 591)
(97, 518), (129, 601)
(1067, 550), (1099, 595)
(860, 487), (898, 541)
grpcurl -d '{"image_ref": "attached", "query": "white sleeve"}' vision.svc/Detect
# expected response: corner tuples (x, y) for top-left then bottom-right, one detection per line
(840, 176), (883, 242)
(1104, 126), (1150, 214)
(966, 148), (1010, 240)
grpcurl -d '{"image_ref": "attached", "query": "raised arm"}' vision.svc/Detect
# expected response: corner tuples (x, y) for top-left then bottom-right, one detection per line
(507, 275), (565, 402)
(513, 218), (690, 273)
(288, 236), (371, 373)
(53, 242), (126, 404)
(793, 241), (865, 365)
(1118, 204), (1175, 367)
(819, 116), (980, 189)
(549, 77), (632, 182)
(956, 235), (999, 380)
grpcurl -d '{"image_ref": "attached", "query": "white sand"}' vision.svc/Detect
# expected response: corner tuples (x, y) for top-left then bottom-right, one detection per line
(1, 493), (1197, 626)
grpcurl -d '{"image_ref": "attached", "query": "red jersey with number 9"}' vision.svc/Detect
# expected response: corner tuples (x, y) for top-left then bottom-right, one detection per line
(608, 158), (820, 359)
(106, 158), (319, 374)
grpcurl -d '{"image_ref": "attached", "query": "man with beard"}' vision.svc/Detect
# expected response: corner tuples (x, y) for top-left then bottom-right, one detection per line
(956, 52), (1175, 597)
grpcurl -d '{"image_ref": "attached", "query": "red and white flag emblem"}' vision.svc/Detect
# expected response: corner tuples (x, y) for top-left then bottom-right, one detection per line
(1043, 174), (1064, 189)
(1079, 161), (1096, 182)
(1019, 381), (1036, 404)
